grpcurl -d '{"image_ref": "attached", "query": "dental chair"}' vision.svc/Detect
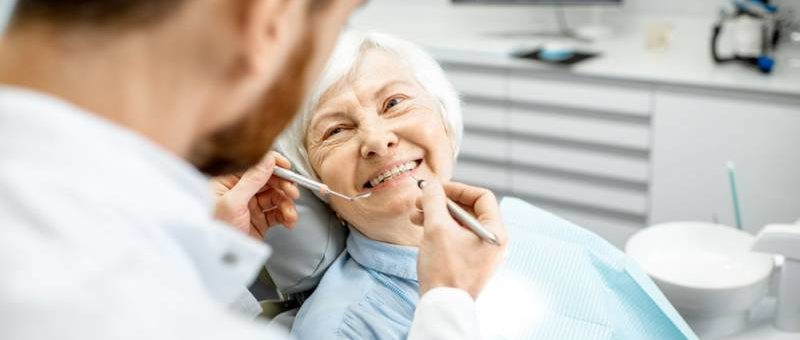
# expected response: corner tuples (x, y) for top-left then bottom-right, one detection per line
(250, 185), (697, 339)
(250, 186), (348, 330)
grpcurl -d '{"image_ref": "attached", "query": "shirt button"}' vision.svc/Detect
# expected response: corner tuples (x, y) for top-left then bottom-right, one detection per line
(222, 252), (238, 265)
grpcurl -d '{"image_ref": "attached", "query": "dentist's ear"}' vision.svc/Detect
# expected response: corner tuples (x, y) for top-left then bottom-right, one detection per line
(238, 0), (308, 76)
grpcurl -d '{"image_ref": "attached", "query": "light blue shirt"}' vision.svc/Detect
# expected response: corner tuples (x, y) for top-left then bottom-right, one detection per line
(291, 227), (420, 339)
(292, 198), (698, 340)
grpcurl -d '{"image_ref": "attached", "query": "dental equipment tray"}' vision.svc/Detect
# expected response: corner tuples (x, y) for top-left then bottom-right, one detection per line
(512, 48), (599, 66)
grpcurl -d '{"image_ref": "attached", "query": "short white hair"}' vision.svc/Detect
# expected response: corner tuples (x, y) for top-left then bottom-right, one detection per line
(275, 31), (463, 187)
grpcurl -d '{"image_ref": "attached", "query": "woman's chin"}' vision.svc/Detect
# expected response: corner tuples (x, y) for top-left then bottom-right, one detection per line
(360, 189), (420, 219)
(408, 210), (424, 226)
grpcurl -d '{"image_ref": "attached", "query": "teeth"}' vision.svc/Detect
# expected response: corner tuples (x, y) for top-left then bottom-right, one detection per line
(369, 161), (418, 187)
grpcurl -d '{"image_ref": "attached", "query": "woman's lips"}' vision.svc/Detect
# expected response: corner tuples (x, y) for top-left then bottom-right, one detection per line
(362, 159), (422, 192)
(367, 166), (420, 192)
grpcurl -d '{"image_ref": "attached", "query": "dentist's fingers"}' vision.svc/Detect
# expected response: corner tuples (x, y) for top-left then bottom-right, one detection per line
(278, 198), (298, 227)
(248, 198), (268, 239)
(256, 189), (297, 229)
(271, 190), (297, 228)
(444, 182), (507, 244)
(419, 179), (458, 231)
(416, 178), (507, 300)
(272, 151), (292, 169)
(226, 154), (277, 206)
(267, 152), (300, 199)
(256, 188), (281, 212)
(211, 151), (301, 240)
(267, 176), (300, 200)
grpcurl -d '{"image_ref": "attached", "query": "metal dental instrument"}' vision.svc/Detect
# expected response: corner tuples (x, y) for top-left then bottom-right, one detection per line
(412, 175), (501, 246)
(272, 166), (371, 202)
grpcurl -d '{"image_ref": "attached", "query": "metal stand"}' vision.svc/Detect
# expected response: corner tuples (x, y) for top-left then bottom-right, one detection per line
(483, 5), (592, 42)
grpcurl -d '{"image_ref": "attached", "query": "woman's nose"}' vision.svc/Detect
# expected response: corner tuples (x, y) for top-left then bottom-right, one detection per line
(360, 127), (398, 159)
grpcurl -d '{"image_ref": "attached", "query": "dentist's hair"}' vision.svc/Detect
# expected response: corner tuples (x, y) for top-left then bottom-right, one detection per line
(11, 0), (188, 27)
(276, 31), (463, 185)
(10, 0), (336, 29)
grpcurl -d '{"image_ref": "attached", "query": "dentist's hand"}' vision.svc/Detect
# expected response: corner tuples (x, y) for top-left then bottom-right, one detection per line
(211, 152), (300, 240)
(416, 180), (508, 300)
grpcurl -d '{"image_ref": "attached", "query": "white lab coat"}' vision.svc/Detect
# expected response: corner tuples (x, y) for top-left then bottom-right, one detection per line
(0, 86), (479, 340)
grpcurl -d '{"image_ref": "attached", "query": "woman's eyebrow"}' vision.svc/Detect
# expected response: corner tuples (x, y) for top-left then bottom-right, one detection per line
(372, 80), (413, 100)
(310, 111), (348, 132)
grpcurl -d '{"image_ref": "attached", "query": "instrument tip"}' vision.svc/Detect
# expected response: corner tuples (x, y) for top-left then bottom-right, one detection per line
(353, 191), (372, 200)
(410, 174), (426, 189)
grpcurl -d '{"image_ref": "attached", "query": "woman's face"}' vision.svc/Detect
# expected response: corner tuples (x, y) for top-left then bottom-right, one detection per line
(305, 49), (454, 245)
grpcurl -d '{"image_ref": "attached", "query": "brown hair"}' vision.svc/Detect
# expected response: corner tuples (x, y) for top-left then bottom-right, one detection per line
(11, 0), (189, 28)
(11, 0), (336, 29)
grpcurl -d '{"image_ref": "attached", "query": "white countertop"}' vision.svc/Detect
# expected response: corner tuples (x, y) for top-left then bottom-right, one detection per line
(350, 6), (800, 97)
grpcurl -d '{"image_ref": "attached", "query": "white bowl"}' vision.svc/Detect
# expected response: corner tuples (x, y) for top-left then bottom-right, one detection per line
(626, 222), (774, 318)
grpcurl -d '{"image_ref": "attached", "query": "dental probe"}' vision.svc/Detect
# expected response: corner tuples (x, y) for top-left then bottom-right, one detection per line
(272, 166), (371, 201)
(413, 176), (501, 246)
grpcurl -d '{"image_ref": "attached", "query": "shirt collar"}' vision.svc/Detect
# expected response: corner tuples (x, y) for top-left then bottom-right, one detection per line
(346, 227), (418, 281)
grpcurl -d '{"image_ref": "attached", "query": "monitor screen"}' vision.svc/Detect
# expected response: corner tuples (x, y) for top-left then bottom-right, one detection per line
(453, 0), (621, 4)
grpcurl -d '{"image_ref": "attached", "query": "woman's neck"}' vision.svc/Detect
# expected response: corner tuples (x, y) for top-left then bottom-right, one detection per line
(349, 218), (423, 247)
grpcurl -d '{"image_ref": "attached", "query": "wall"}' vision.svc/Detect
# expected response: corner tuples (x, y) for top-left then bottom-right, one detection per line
(354, 0), (799, 24)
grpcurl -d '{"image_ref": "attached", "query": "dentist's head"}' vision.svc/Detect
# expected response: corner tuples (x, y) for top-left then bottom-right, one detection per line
(0, 0), (363, 175)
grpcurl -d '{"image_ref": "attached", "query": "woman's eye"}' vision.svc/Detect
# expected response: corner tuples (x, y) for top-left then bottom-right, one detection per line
(324, 126), (346, 140)
(384, 97), (404, 111)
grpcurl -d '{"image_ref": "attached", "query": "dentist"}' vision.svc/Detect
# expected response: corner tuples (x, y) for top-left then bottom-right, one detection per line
(0, 1), (506, 339)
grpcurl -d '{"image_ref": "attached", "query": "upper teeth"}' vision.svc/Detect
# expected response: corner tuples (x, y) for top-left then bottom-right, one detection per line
(369, 161), (417, 187)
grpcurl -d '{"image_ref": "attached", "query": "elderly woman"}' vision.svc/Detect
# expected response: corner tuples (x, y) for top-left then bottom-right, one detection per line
(275, 32), (696, 340)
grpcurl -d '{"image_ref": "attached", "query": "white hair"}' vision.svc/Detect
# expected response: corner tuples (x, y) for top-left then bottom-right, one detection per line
(275, 31), (463, 190)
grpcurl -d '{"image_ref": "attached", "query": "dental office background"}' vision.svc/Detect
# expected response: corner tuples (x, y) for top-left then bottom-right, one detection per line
(350, 0), (800, 339)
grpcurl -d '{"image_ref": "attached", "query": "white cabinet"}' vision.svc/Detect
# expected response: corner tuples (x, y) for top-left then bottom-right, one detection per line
(508, 74), (652, 117)
(510, 141), (650, 183)
(508, 105), (651, 150)
(449, 65), (512, 193)
(650, 90), (800, 234)
(445, 64), (653, 249)
(443, 60), (800, 250)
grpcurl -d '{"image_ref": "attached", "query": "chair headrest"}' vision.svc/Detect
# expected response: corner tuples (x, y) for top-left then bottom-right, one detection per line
(264, 186), (347, 295)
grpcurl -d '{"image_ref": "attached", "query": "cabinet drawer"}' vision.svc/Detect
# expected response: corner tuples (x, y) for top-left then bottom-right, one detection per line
(509, 108), (651, 151)
(445, 68), (505, 99)
(462, 100), (506, 131)
(453, 160), (510, 192)
(511, 140), (649, 183)
(509, 75), (652, 117)
(511, 171), (648, 216)
(460, 132), (507, 162)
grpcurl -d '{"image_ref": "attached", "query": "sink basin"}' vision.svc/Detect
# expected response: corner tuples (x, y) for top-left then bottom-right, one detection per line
(626, 222), (775, 338)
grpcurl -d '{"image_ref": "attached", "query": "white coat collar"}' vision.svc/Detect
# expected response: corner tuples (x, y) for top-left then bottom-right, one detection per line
(0, 85), (271, 306)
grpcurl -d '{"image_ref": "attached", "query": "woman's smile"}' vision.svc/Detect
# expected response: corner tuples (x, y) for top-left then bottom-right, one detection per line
(362, 159), (422, 192)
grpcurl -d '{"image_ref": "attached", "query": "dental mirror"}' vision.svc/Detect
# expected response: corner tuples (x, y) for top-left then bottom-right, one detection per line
(272, 166), (371, 202)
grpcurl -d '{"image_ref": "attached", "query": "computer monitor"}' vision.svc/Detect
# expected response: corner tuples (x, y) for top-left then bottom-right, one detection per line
(452, 0), (622, 41)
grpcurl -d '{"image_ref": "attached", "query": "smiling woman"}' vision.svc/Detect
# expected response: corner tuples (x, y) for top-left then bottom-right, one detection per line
(277, 31), (463, 246)
(274, 31), (698, 340)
